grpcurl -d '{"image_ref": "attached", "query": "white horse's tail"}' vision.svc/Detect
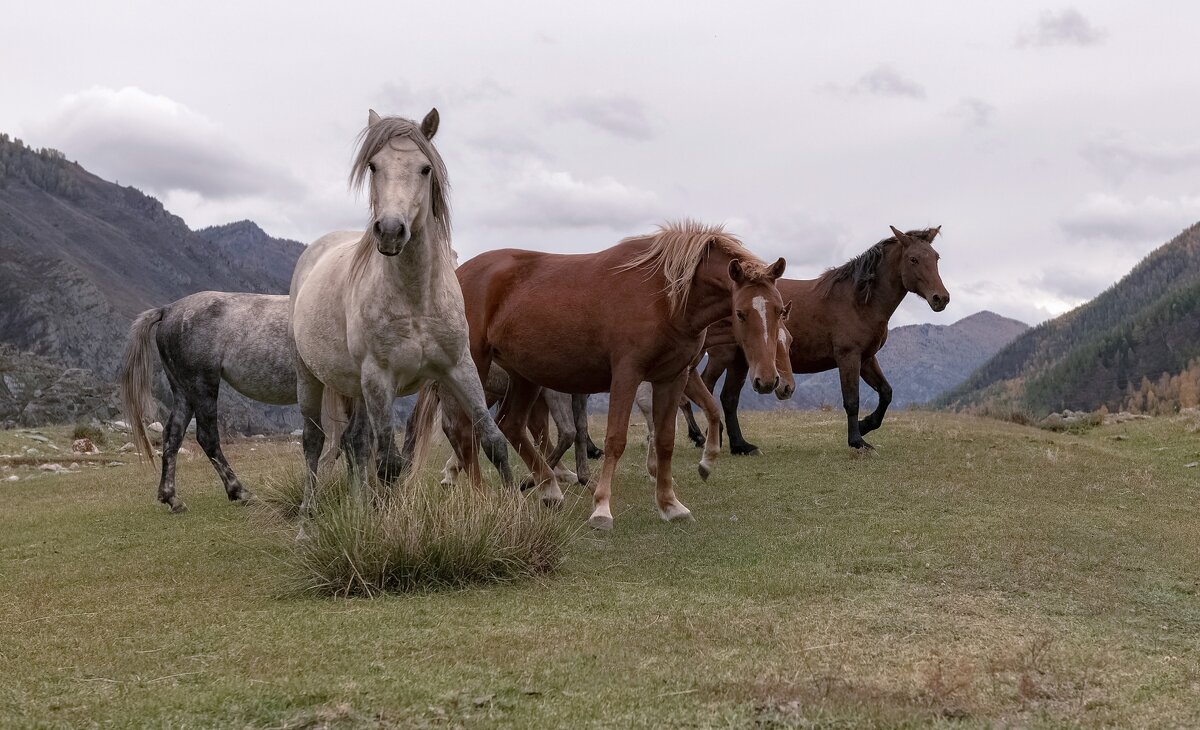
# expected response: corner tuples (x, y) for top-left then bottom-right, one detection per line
(119, 308), (165, 463)
(405, 381), (442, 486)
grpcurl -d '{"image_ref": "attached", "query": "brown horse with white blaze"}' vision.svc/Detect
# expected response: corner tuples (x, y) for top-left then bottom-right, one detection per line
(423, 222), (787, 530)
(693, 226), (949, 452)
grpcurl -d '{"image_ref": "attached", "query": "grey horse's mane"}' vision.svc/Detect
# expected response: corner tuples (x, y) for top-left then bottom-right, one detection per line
(348, 115), (451, 280)
(616, 220), (767, 314)
(815, 227), (940, 303)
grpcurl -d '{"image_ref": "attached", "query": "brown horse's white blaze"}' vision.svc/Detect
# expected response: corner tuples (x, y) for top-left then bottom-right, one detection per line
(431, 222), (785, 530)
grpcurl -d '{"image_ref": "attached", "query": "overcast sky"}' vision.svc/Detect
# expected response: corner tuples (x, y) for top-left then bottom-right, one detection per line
(5, 2), (1199, 326)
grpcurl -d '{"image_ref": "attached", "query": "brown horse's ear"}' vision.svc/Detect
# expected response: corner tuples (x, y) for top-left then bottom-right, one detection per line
(781, 300), (792, 320)
(768, 257), (786, 281)
(729, 259), (745, 284)
(421, 108), (440, 140)
(928, 225), (942, 240)
(368, 109), (382, 127)
(889, 225), (913, 245)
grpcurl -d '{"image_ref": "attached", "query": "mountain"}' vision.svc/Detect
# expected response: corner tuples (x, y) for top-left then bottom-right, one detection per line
(749, 311), (1029, 411)
(0, 134), (304, 432)
(196, 220), (304, 294)
(938, 223), (1200, 417)
(0, 342), (119, 428)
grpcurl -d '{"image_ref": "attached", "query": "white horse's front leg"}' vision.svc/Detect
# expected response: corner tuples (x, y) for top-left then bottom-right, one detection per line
(359, 359), (402, 491)
(438, 355), (514, 488)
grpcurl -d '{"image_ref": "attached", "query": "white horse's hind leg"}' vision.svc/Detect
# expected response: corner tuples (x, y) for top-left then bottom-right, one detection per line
(441, 455), (461, 486)
(634, 382), (656, 478)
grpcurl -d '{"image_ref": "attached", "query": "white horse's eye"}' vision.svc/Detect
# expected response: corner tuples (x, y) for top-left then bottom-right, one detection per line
(420, 165), (432, 176)
(368, 162), (376, 173)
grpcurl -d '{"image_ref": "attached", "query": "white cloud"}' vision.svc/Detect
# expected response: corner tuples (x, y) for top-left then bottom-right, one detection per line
(948, 97), (996, 129)
(847, 66), (927, 99)
(475, 159), (659, 230)
(547, 93), (656, 140)
(1082, 133), (1200, 181)
(29, 86), (302, 199)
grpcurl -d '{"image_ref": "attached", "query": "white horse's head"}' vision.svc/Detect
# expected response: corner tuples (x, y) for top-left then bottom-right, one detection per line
(352, 108), (448, 257)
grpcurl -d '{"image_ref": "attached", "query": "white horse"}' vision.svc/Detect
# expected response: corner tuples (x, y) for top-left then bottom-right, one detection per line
(289, 109), (511, 516)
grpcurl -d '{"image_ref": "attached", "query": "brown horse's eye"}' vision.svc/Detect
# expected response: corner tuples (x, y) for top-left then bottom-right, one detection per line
(909, 256), (919, 265)
(421, 165), (432, 176)
(735, 311), (746, 322)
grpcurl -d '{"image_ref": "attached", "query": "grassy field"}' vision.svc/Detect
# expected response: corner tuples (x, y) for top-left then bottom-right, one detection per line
(2, 410), (1199, 728)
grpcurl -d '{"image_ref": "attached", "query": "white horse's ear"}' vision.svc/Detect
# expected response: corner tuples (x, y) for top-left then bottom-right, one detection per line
(368, 109), (382, 127)
(421, 108), (440, 140)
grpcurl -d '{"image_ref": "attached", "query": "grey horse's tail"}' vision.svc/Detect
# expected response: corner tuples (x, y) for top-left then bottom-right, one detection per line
(119, 307), (165, 463)
(405, 381), (441, 486)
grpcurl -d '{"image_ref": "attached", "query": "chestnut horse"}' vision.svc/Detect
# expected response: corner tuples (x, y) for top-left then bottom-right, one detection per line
(415, 222), (787, 530)
(690, 226), (948, 453)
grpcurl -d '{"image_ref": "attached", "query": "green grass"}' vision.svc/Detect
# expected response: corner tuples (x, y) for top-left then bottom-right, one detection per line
(2, 412), (1200, 727)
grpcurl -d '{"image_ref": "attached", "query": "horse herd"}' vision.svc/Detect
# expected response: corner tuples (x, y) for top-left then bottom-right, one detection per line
(118, 108), (950, 532)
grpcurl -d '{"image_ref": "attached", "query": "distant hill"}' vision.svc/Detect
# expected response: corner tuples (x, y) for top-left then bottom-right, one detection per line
(0, 134), (306, 432)
(585, 311), (1027, 414)
(938, 223), (1200, 417)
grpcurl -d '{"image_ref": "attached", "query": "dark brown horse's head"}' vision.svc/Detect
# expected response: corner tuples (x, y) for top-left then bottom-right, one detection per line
(774, 318), (796, 400)
(729, 257), (791, 394)
(890, 225), (949, 312)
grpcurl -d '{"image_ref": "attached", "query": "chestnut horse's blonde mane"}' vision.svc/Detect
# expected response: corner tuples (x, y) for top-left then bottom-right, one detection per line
(616, 220), (767, 313)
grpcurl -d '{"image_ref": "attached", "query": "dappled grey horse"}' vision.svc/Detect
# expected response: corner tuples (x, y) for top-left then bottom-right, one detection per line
(119, 292), (323, 512)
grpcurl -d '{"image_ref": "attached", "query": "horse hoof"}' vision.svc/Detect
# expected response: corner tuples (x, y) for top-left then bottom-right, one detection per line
(542, 496), (564, 510)
(698, 462), (712, 481)
(230, 490), (255, 504)
(657, 502), (694, 523)
(164, 499), (188, 514)
(518, 475), (537, 492)
(732, 444), (761, 456)
(586, 514), (614, 531)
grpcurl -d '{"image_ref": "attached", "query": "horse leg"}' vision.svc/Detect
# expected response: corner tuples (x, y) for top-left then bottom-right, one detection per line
(858, 355), (892, 437)
(722, 353), (759, 455)
(542, 390), (579, 485)
(685, 369), (723, 481)
(157, 391), (192, 513)
(680, 402), (704, 448)
(634, 382), (656, 478)
(439, 352), (513, 488)
(837, 354), (871, 450)
(587, 370), (638, 531)
(193, 382), (253, 503)
(571, 394), (591, 487)
(583, 393), (604, 460)
(651, 374), (693, 522)
(296, 362), (326, 521)
(359, 360), (401, 496)
(493, 375), (562, 506)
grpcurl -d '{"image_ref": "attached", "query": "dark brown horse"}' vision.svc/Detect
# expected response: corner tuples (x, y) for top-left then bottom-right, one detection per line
(414, 222), (787, 530)
(689, 226), (948, 453)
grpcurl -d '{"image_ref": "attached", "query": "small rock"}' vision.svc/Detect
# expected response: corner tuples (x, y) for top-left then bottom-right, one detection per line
(72, 438), (100, 455)
(148, 422), (164, 434)
(5, 475), (18, 482)
(108, 420), (130, 432)
(291, 429), (304, 436)
(20, 433), (50, 443)
(1185, 462), (1198, 469)
(251, 434), (266, 440)
(38, 463), (67, 473)
(24, 447), (40, 456)
(68, 462), (79, 469)
(119, 442), (136, 453)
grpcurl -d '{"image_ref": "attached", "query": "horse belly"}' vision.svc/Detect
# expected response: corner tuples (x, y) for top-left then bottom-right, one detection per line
(222, 348), (298, 405)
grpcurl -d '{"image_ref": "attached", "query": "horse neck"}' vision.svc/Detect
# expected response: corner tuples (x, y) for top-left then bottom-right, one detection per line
(362, 229), (456, 307)
(862, 246), (909, 321)
(676, 251), (737, 336)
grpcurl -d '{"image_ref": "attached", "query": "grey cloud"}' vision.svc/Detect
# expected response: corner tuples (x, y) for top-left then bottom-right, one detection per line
(31, 86), (303, 199)
(1016, 8), (1106, 48)
(1082, 133), (1200, 181)
(377, 78), (510, 116)
(1059, 193), (1200, 242)
(1022, 267), (1113, 301)
(546, 93), (656, 140)
(948, 97), (996, 128)
(852, 66), (927, 99)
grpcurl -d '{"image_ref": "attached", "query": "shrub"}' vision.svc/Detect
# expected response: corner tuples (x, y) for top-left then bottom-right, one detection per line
(256, 468), (572, 597)
(72, 422), (106, 446)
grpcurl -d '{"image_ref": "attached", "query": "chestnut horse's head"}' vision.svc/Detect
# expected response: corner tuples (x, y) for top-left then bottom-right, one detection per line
(774, 319), (796, 400)
(729, 257), (791, 394)
(890, 225), (949, 312)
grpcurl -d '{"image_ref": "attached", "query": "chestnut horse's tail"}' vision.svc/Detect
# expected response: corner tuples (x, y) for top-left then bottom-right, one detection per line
(404, 380), (442, 485)
(119, 307), (165, 464)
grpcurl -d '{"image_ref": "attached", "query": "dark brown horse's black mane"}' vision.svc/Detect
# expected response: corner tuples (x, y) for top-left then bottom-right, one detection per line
(815, 228), (939, 302)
